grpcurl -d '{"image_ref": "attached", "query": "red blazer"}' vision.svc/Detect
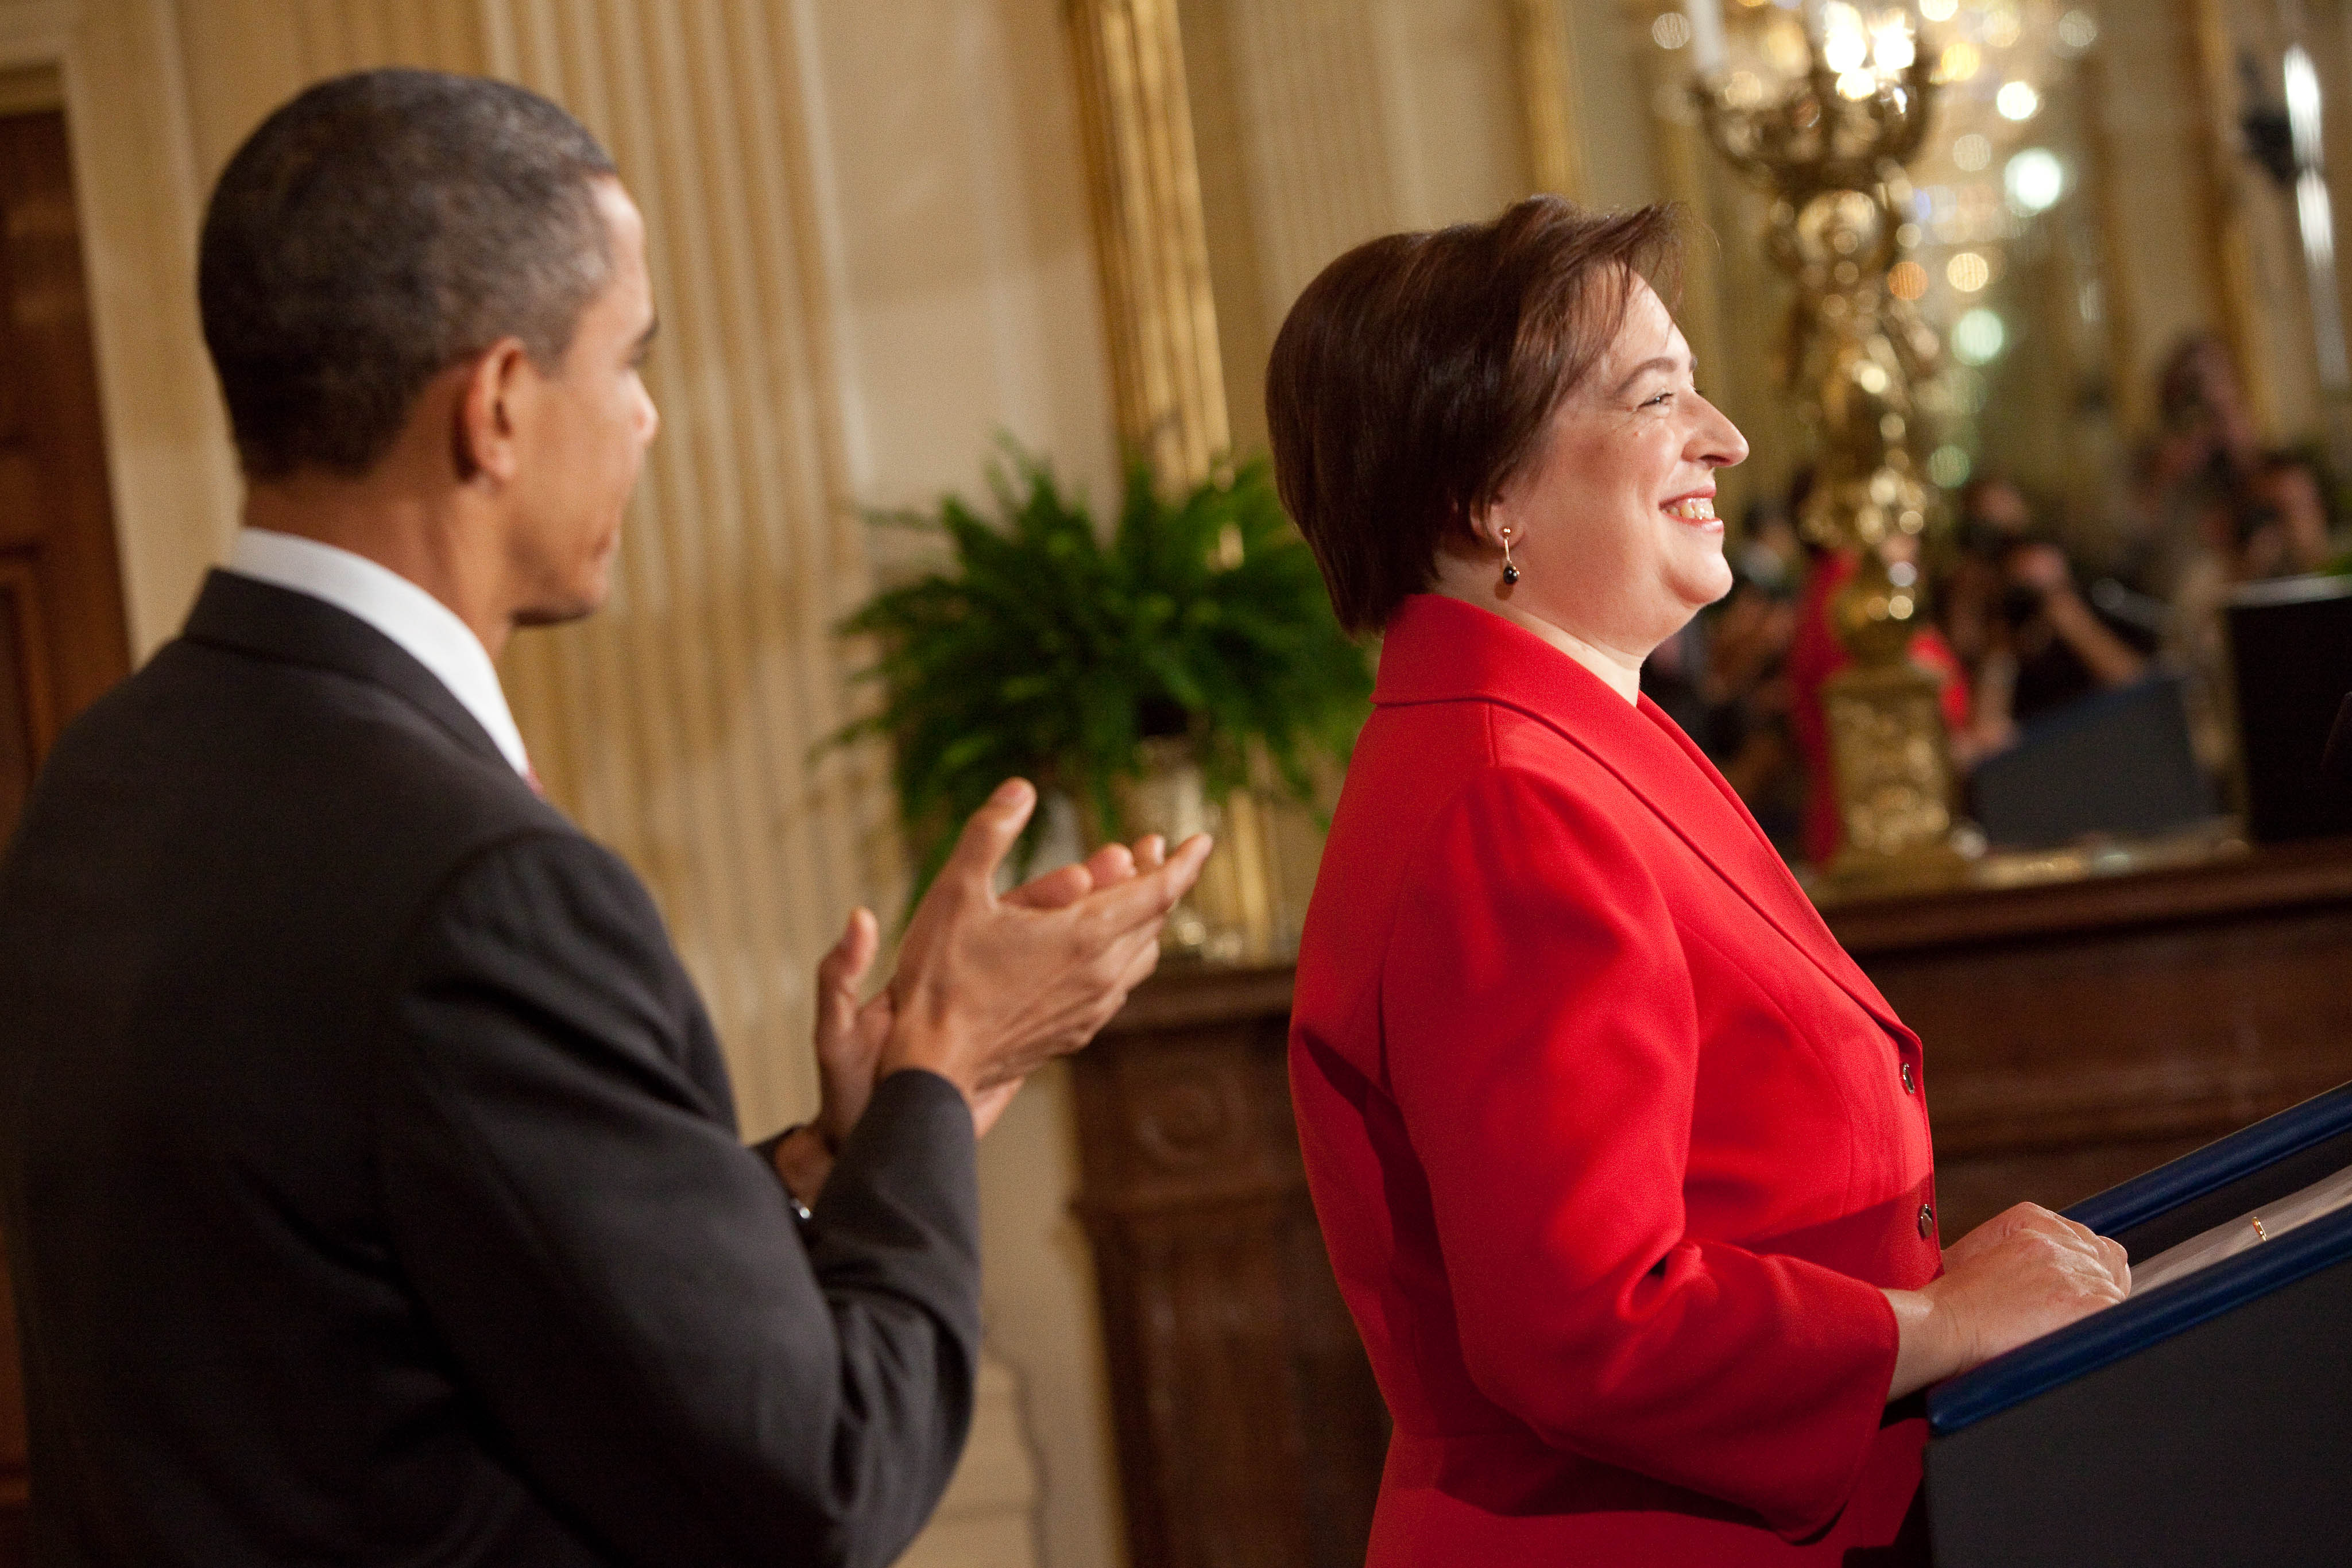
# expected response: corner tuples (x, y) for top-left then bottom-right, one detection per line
(1291, 596), (1941, 1565)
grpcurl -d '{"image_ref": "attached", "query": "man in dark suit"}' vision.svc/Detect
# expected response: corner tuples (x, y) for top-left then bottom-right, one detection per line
(0, 69), (1208, 1567)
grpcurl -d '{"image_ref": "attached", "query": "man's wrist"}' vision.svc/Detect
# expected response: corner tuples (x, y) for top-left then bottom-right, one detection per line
(876, 1009), (973, 1105)
(771, 1123), (836, 1217)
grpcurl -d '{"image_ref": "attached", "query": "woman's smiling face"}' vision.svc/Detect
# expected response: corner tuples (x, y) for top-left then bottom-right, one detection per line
(1481, 273), (1749, 661)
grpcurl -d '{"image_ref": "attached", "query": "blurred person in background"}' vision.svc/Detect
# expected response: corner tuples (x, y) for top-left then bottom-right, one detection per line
(1686, 498), (1805, 853)
(2162, 447), (2345, 772)
(1943, 476), (2153, 756)
(2241, 449), (2342, 579)
(2109, 333), (2263, 603)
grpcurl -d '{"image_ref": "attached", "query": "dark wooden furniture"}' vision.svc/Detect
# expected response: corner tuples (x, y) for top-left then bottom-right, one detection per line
(0, 109), (130, 842)
(1070, 966), (1385, 1568)
(1071, 842), (2352, 1568)
(0, 107), (134, 1563)
(1827, 839), (2352, 1235)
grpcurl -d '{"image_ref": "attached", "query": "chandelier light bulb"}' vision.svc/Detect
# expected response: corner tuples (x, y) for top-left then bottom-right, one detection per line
(1996, 80), (2041, 121)
(1764, 14), (1812, 75)
(2285, 45), (2324, 169)
(1920, 0), (1959, 20)
(2005, 148), (2065, 213)
(1873, 20), (1917, 72)
(1952, 308), (2007, 365)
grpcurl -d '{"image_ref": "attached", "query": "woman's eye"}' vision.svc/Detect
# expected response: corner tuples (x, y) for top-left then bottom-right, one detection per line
(1643, 392), (1674, 408)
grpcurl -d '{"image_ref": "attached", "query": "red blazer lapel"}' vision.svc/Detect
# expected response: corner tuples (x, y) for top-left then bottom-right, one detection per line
(1375, 597), (1913, 1042)
(1634, 693), (1912, 1036)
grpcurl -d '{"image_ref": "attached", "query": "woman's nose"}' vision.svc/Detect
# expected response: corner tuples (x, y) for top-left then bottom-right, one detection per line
(1695, 400), (1749, 469)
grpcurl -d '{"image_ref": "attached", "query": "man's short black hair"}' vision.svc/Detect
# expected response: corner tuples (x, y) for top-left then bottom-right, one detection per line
(199, 68), (619, 480)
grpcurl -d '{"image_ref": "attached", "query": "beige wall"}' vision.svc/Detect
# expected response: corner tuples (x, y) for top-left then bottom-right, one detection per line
(1182, 0), (1532, 456)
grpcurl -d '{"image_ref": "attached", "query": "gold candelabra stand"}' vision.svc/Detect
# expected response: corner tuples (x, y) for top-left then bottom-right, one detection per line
(1696, 39), (1966, 886)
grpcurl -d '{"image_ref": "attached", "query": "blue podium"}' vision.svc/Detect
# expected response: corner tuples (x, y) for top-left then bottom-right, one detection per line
(1925, 1082), (2352, 1566)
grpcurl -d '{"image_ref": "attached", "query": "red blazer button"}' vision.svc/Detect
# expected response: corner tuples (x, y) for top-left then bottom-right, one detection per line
(1917, 1203), (1935, 1238)
(1901, 1061), (1916, 1093)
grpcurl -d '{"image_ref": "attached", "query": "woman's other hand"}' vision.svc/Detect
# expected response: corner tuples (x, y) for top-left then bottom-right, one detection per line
(1882, 1202), (2131, 1400)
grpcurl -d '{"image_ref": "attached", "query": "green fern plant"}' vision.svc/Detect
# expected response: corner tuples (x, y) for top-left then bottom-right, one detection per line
(833, 442), (1372, 903)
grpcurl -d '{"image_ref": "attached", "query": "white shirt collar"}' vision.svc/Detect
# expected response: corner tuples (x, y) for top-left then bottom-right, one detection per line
(225, 528), (532, 779)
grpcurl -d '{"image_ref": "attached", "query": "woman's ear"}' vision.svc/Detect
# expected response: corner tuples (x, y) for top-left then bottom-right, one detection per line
(1464, 496), (1518, 553)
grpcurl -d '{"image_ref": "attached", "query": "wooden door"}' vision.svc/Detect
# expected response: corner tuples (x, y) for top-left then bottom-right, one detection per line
(0, 107), (129, 835)
(0, 106), (136, 1558)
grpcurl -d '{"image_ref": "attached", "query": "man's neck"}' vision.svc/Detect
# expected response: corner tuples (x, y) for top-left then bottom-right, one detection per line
(242, 475), (512, 659)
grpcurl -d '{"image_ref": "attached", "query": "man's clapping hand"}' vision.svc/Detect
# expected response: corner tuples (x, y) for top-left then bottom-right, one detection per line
(776, 779), (1210, 1204)
(883, 779), (1209, 1110)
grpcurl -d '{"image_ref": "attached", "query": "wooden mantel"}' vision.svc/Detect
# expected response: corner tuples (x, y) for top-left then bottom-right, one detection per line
(1067, 963), (1383, 1568)
(1068, 838), (2352, 1568)
(1828, 837), (2352, 1231)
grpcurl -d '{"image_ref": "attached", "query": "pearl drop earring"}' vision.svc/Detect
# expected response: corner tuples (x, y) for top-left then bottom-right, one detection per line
(1500, 528), (1521, 587)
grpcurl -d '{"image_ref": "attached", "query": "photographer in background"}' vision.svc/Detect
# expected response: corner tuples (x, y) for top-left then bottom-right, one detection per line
(1944, 477), (2153, 757)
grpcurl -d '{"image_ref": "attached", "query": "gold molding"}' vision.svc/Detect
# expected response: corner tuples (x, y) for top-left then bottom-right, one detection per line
(2184, 0), (2280, 441)
(2077, 47), (2150, 436)
(1065, 0), (1230, 486)
(1507, 0), (1588, 200)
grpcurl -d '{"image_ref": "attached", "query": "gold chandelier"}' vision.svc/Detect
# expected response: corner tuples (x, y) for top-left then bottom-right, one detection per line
(1669, 0), (2093, 881)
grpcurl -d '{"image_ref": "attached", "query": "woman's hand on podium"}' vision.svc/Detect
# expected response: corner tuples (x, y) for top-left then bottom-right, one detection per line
(1882, 1203), (2132, 1400)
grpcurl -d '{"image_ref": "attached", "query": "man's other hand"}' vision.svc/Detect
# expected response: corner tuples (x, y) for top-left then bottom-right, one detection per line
(799, 818), (1181, 1178)
(965, 830), (1170, 1135)
(811, 908), (893, 1152)
(883, 779), (1209, 1123)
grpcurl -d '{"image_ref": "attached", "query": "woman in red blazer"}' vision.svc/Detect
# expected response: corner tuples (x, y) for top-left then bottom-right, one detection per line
(1266, 198), (2132, 1564)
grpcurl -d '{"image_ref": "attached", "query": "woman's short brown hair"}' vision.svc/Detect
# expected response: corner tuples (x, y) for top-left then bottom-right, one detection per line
(1265, 196), (1681, 634)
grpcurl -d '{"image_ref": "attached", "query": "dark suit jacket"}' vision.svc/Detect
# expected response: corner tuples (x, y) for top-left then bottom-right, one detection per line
(0, 571), (981, 1567)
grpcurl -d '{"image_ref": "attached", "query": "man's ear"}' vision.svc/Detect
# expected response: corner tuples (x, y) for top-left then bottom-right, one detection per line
(452, 338), (532, 485)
